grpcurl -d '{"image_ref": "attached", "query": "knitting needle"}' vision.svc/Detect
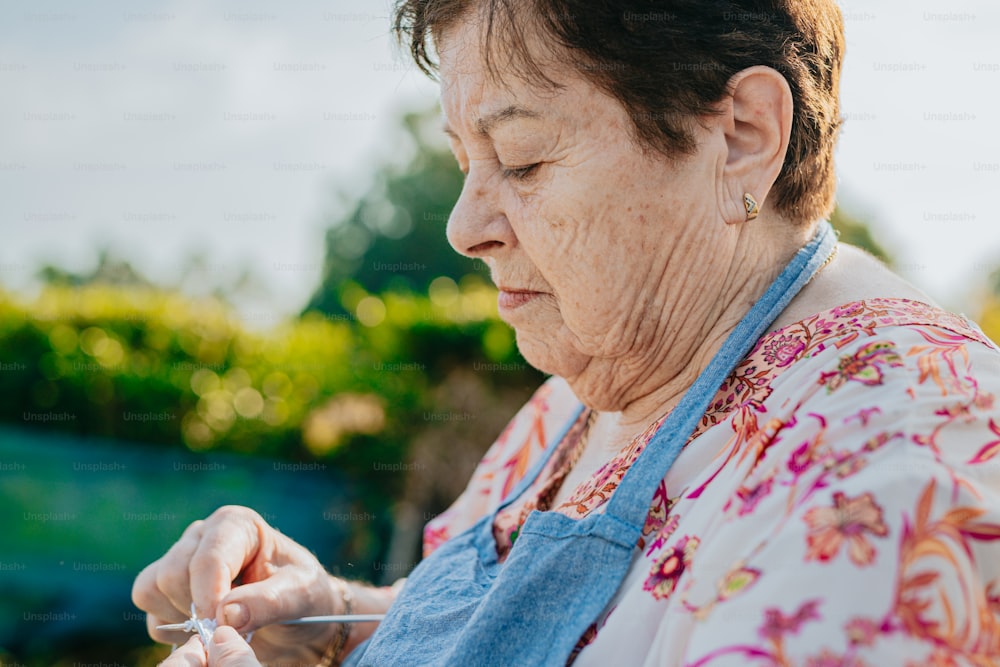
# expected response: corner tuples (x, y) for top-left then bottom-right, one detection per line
(156, 614), (386, 631)
(276, 615), (387, 624)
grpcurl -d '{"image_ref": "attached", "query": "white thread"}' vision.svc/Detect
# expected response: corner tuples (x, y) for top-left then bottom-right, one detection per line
(169, 603), (253, 647)
(187, 603), (218, 644)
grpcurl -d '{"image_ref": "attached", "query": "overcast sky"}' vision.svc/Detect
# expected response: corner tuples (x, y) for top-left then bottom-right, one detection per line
(1, 0), (998, 322)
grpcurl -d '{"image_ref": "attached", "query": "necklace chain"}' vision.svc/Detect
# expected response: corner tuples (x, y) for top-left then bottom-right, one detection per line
(536, 409), (598, 512)
(567, 409), (598, 471)
(805, 244), (838, 286)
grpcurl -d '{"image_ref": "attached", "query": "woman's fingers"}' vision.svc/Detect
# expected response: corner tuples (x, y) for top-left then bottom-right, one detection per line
(133, 521), (206, 626)
(207, 626), (263, 667)
(133, 563), (190, 629)
(158, 636), (207, 667)
(133, 504), (334, 655)
(158, 521), (208, 616)
(156, 629), (261, 667)
(189, 507), (264, 618)
(133, 506), (268, 636)
(218, 566), (331, 633)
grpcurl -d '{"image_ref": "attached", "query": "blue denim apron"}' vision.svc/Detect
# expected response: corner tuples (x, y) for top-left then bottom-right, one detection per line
(346, 222), (837, 666)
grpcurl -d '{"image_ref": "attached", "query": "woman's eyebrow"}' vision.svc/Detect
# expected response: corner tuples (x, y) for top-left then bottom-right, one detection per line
(441, 105), (543, 139)
(476, 105), (542, 135)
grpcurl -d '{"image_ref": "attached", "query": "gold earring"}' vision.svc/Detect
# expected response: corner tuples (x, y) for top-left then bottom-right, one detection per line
(743, 193), (759, 221)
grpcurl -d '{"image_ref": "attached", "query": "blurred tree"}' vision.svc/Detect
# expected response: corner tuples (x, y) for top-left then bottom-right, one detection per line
(38, 247), (268, 306)
(37, 248), (154, 288)
(830, 207), (893, 266)
(307, 108), (482, 315)
(175, 251), (272, 305)
(974, 266), (1000, 345)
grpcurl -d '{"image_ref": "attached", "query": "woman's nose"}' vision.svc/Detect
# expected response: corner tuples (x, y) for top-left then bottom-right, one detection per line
(446, 167), (516, 258)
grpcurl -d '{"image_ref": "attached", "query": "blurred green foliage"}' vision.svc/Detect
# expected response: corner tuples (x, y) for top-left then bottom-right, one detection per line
(0, 279), (542, 511)
(308, 109), (482, 313)
(976, 273), (1000, 345)
(830, 207), (893, 265)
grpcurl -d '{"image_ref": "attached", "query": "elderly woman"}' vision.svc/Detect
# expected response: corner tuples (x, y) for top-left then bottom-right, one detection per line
(138, 1), (1000, 665)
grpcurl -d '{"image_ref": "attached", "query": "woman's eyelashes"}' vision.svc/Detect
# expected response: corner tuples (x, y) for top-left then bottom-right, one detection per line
(499, 163), (541, 181)
(446, 144), (542, 182)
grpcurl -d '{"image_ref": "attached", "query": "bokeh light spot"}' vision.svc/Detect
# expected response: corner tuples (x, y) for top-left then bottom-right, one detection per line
(356, 296), (386, 327)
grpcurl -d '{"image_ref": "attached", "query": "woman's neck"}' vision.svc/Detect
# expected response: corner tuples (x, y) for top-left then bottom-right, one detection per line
(574, 223), (810, 441)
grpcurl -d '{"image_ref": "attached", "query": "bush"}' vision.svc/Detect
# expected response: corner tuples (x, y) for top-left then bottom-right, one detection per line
(0, 279), (543, 511)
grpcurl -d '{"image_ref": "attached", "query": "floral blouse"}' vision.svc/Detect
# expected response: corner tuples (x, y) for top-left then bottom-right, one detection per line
(422, 299), (1000, 666)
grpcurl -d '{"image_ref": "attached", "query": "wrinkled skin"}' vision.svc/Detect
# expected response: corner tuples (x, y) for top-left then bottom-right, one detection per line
(437, 17), (802, 429)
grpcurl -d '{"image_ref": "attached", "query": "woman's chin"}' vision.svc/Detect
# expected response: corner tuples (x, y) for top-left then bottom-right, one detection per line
(513, 330), (589, 380)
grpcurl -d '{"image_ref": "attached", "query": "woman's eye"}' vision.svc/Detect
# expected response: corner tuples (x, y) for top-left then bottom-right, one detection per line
(500, 163), (540, 181)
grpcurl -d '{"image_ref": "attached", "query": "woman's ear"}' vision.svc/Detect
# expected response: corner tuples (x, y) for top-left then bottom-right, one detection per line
(715, 66), (793, 225)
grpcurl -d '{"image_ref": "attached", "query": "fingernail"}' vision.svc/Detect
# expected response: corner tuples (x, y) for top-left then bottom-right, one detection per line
(223, 602), (249, 628)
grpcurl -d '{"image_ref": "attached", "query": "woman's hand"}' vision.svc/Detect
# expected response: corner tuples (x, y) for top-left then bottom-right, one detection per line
(133, 505), (341, 663)
(158, 627), (261, 667)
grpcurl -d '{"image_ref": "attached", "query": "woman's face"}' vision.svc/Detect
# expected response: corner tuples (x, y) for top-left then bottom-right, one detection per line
(438, 18), (738, 408)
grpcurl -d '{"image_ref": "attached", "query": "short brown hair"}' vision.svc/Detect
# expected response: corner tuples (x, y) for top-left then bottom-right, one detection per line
(393, 0), (845, 225)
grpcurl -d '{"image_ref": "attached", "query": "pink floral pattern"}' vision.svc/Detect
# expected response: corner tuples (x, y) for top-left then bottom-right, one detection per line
(421, 299), (1000, 665)
(644, 535), (700, 600)
(762, 333), (806, 367)
(803, 491), (889, 566)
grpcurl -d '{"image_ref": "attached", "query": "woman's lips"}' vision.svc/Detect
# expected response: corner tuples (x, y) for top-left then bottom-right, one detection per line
(497, 289), (542, 310)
